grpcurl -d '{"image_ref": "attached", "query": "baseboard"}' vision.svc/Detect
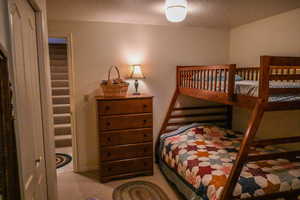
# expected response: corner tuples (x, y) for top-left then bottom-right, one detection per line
(76, 164), (99, 172)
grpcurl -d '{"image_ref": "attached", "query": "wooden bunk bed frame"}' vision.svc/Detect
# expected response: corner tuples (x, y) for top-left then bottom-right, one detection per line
(157, 56), (300, 200)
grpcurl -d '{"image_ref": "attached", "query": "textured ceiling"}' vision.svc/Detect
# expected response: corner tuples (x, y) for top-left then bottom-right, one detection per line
(46, 0), (300, 29)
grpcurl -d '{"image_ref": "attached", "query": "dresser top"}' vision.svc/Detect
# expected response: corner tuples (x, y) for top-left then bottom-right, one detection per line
(95, 94), (153, 100)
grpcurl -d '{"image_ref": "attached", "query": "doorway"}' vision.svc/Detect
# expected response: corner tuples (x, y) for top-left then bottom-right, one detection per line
(48, 36), (77, 173)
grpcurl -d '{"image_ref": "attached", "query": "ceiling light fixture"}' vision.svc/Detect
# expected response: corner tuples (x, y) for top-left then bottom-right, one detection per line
(165, 0), (188, 23)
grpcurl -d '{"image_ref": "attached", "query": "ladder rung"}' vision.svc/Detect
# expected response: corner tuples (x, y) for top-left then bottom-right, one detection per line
(162, 128), (178, 134)
(170, 112), (226, 119)
(167, 119), (226, 126)
(252, 136), (300, 147)
(239, 188), (300, 200)
(247, 150), (300, 162)
(172, 105), (226, 111)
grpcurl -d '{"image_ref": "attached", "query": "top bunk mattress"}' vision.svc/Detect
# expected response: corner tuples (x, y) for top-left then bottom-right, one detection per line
(236, 80), (300, 102)
(159, 124), (300, 200)
(191, 75), (300, 102)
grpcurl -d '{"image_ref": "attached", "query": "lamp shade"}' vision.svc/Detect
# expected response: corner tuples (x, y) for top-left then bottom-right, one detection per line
(165, 0), (188, 23)
(129, 65), (145, 79)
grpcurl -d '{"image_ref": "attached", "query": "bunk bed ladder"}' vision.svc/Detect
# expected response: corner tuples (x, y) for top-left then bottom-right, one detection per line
(156, 89), (233, 162)
(220, 99), (265, 200)
(155, 90), (179, 162)
(221, 99), (300, 200)
(159, 89), (179, 136)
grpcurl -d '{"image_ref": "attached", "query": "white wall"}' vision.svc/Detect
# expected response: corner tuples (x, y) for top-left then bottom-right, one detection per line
(0, 0), (9, 51)
(230, 8), (300, 140)
(48, 20), (229, 171)
(230, 8), (300, 65)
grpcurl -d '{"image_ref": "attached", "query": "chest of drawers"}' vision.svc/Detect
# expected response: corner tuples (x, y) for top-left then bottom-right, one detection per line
(96, 94), (153, 182)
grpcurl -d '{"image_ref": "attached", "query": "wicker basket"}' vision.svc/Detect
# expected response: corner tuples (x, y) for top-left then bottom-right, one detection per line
(100, 66), (129, 97)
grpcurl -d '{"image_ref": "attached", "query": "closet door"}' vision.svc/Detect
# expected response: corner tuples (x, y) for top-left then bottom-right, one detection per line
(9, 0), (47, 199)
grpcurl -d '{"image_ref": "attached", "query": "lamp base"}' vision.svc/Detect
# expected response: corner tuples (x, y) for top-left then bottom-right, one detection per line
(132, 92), (141, 95)
(133, 80), (140, 95)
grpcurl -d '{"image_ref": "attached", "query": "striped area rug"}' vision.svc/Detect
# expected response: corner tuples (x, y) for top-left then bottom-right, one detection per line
(56, 153), (72, 169)
(113, 181), (170, 200)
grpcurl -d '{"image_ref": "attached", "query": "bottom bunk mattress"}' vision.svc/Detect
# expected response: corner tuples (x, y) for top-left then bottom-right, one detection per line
(158, 124), (300, 200)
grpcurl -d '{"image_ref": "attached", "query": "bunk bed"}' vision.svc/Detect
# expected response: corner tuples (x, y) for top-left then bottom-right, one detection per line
(156, 56), (300, 200)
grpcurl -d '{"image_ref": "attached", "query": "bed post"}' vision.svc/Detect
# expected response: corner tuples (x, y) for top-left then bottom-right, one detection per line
(228, 64), (236, 101)
(220, 99), (265, 200)
(225, 64), (234, 127)
(259, 56), (271, 102)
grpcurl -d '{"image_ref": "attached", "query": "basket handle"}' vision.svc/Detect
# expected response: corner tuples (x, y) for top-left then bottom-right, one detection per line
(108, 65), (121, 81)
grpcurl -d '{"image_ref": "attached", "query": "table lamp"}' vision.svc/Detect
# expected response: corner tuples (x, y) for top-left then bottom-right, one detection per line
(129, 64), (145, 95)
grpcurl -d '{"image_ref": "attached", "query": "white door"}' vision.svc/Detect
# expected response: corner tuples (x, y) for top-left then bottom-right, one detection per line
(9, 0), (47, 199)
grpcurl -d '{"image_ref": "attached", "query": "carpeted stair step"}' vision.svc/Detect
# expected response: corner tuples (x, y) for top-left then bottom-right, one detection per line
(49, 48), (67, 55)
(50, 66), (68, 73)
(52, 95), (70, 104)
(53, 104), (70, 114)
(51, 72), (68, 80)
(52, 87), (69, 96)
(51, 80), (69, 88)
(55, 134), (72, 148)
(54, 113), (71, 125)
(49, 54), (67, 60)
(49, 43), (67, 48)
(54, 124), (71, 136)
(50, 59), (67, 66)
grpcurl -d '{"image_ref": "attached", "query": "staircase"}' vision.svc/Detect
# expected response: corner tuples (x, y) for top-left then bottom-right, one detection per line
(49, 43), (72, 148)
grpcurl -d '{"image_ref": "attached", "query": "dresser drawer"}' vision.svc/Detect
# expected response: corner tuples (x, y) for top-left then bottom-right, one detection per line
(101, 157), (153, 176)
(100, 143), (152, 161)
(99, 113), (152, 131)
(98, 98), (152, 115)
(100, 128), (152, 146)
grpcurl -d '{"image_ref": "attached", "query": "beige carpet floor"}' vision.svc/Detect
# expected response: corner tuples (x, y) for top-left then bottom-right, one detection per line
(57, 164), (183, 200)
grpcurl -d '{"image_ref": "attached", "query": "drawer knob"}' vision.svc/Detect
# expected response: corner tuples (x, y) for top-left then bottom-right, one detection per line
(143, 162), (148, 167)
(108, 167), (112, 171)
(143, 148), (147, 153)
(106, 122), (111, 126)
(107, 152), (111, 157)
(143, 134), (147, 137)
(143, 120), (147, 124)
(107, 137), (111, 142)
(105, 106), (110, 110)
(143, 104), (147, 108)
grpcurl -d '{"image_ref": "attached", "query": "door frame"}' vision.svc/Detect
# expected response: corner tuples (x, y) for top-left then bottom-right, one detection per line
(7, 0), (58, 199)
(48, 33), (79, 172)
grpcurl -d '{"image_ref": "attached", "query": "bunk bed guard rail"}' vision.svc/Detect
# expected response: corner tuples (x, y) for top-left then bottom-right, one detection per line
(177, 64), (236, 102)
(259, 56), (300, 101)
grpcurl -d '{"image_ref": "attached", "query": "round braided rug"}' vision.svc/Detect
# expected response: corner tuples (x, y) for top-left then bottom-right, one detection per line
(113, 181), (170, 200)
(56, 153), (72, 169)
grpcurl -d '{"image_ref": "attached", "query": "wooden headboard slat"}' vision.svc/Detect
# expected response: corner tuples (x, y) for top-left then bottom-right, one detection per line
(268, 56), (300, 66)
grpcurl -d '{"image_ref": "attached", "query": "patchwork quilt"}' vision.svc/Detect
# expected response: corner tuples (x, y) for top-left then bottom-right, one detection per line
(160, 125), (300, 200)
